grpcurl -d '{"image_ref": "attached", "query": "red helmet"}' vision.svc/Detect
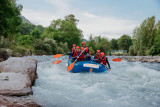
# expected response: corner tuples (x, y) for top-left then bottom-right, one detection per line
(100, 52), (105, 56)
(76, 46), (80, 49)
(72, 44), (76, 47)
(81, 42), (85, 45)
(96, 50), (100, 53)
(81, 47), (84, 50)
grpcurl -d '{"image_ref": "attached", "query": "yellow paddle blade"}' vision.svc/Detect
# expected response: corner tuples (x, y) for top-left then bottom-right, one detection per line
(52, 60), (62, 64)
(53, 54), (63, 58)
(112, 58), (121, 62)
(67, 62), (75, 71)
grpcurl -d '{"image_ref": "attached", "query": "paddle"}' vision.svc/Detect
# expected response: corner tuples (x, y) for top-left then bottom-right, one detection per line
(67, 48), (86, 72)
(102, 64), (109, 70)
(52, 60), (62, 64)
(53, 54), (63, 58)
(112, 58), (121, 62)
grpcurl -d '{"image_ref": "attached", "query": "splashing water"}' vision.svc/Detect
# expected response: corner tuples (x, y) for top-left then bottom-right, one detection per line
(29, 56), (160, 107)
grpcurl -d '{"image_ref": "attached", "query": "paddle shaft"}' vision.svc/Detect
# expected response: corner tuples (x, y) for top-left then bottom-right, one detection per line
(74, 48), (86, 62)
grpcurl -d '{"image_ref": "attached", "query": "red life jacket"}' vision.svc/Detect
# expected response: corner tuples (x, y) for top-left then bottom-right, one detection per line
(94, 54), (100, 60)
(100, 56), (107, 65)
(85, 47), (89, 52)
(72, 51), (77, 57)
(71, 48), (75, 52)
(78, 52), (85, 61)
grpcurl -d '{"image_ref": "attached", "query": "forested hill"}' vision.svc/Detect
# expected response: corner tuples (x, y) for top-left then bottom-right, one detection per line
(18, 16), (44, 35)
(19, 15), (32, 24)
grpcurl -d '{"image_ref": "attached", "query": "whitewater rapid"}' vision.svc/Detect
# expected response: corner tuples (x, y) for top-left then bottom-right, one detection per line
(30, 56), (160, 107)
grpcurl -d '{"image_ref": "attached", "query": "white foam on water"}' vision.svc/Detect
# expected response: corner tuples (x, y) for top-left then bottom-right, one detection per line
(29, 56), (160, 107)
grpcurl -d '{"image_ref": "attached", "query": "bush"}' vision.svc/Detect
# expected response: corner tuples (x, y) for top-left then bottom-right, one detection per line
(57, 47), (64, 54)
(89, 47), (95, 55)
(59, 42), (69, 54)
(18, 35), (34, 46)
(0, 37), (12, 48)
(12, 46), (29, 56)
(34, 38), (58, 55)
(129, 46), (136, 56)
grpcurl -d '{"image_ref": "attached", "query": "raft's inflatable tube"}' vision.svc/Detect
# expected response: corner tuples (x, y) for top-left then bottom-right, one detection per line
(67, 59), (108, 73)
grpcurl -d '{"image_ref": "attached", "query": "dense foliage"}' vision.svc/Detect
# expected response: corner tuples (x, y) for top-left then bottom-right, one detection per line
(0, 0), (160, 56)
(86, 35), (110, 54)
(41, 14), (83, 49)
(117, 35), (132, 52)
(129, 16), (160, 56)
(0, 0), (22, 38)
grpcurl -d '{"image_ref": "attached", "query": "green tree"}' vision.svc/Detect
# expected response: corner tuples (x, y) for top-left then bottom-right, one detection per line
(30, 27), (41, 38)
(18, 23), (36, 35)
(117, 35), (132, 52)
(110, 39), (118, 50)
(151, 26), (160, 55)
(18, 35), (33, 46)
(86, 35), (110, 54)
(130, 16), (158, 55)
(18, 23), (44, 35)
(0, 0), (22, 38)
(59, 42), (69, 54)
(41, 14), (83, 49)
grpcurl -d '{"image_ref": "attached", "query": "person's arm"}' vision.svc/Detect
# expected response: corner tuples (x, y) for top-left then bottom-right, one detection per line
(98, 57), (101, 63)
(69, 49), (73, 58)
(106, 58), (111, 69)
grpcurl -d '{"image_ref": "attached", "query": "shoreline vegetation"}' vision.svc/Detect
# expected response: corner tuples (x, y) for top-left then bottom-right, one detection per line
(0, 1), (160, 60)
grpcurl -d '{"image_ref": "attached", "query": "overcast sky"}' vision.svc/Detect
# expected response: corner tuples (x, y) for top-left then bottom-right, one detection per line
(17, 0), (160, 39)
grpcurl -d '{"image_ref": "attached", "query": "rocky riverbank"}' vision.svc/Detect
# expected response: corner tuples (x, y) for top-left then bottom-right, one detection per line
(120, 56), (160, 63)
(0, 57), (41, 107)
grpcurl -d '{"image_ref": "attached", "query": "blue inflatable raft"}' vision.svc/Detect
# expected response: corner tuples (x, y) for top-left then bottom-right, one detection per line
(67, 58), (108, 73)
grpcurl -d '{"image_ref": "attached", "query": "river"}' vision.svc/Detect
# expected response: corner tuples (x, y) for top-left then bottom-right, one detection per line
(29, 55), (160, 107)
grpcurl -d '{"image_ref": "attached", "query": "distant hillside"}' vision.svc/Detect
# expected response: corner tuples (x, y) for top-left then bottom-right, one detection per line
(82, 38), (88, 41)
(18, 16), (44, 35)
(19, 15), (32, 24)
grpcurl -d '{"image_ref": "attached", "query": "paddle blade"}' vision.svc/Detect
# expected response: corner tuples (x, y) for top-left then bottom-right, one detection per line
(53, 54), (63, 58)
(112, 58), (121, 62)
(67, 62), (75, 71)
(52, 60), (62, 64)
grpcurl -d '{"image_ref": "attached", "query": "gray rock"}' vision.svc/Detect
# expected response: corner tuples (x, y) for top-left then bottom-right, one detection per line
(0, 72), (32, 96)
(120, 56), (160, 63)
(0, 57), (37, 85)
(0, 95), (41, 107)
(0, 57), (37, 96)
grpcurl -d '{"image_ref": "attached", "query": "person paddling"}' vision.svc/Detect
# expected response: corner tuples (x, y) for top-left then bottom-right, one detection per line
(100, 52), (111, 70)
(78, 47), (85, 61)
(94, 50), (101, 63)
(69, 44), (76, 58)
(81, 42), (91, 61)
(76, 47), (85, 61)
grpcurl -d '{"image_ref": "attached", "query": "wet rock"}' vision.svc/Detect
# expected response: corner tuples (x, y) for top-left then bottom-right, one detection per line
(0, 57), (37, 96)
(0, 72), (32, 96)
(0, 95), (41, 107)
(120, 56), (160, 63)
(0, 50), (9, 62)
(0, 57), (37, 85)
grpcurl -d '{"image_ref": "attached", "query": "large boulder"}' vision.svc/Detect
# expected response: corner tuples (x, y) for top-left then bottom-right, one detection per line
(0, 57), (37, 96)
(0, 95), (41, 107)
(0, 72), (32, 96)
(0, 57), (37, 85)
